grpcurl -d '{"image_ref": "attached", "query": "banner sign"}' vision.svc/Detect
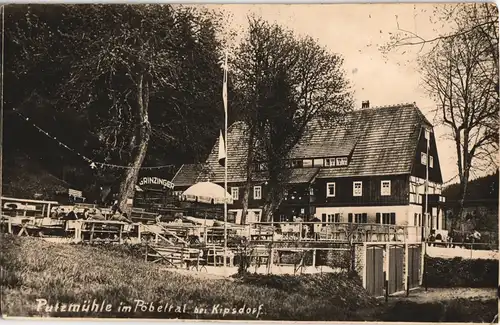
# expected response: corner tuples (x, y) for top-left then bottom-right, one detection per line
(138, 177), (175, 189)
(68, 189), (83, 198)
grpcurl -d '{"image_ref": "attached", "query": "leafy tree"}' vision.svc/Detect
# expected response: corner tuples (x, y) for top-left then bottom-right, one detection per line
(5, 4), (228, 209)
(234, 17), (353, 223)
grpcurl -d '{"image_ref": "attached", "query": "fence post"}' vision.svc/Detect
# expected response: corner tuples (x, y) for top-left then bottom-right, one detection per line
(384, 276), (389, 302)
(404, 242), (409, 295)
(362, 243), (367, 289)
(269, 245), (274, 274)
(424, 255), (428, 291)
(385, 243), (390, 298)
(312, 248), (316, 268)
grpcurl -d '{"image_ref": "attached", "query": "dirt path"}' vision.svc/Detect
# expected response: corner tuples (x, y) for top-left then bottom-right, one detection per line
(162, 267), (237, 281)
(394, 288), (497, 303)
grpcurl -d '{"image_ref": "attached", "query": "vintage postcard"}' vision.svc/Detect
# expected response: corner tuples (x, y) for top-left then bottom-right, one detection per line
(0, 2), (498, 322)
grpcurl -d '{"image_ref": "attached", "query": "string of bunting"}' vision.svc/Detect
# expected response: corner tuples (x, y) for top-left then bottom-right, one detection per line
(12, 108), (178, 171)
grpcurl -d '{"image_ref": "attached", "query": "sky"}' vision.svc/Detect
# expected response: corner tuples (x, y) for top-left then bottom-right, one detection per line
(205, 3), (469, 184)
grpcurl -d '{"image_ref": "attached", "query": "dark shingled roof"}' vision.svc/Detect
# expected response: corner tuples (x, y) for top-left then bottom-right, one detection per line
(172, 103), (433, 185)
(171, 164), (206, 186)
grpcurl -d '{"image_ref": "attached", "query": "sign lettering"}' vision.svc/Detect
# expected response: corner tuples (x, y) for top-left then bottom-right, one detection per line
(138, 177), (175, 189)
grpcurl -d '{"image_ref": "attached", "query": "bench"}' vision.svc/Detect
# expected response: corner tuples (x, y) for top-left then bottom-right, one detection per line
(206, 229), (236, 244)
(275, 248), (307, 275)
(146, 245), (206, 271)
(250, 246), (271, 270)
(205, 246), (235, 266)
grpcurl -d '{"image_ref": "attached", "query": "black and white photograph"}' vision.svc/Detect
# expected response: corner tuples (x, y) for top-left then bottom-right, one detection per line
(0, 2), (498, 322)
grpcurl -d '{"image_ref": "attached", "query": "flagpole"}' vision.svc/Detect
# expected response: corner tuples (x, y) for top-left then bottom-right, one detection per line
(223, 52), (228, 271)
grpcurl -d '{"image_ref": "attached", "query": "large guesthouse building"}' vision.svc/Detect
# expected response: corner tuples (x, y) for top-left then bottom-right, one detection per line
(173, 102), (446, 232)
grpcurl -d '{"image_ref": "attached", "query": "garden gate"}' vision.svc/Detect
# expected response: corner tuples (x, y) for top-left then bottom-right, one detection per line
(388, 245), (405, 294)
(365, 245), (384, 296)
(407, 245), (421, 289)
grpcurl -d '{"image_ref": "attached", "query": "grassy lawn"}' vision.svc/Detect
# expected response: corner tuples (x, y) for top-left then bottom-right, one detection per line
(1, 233), (497, 322)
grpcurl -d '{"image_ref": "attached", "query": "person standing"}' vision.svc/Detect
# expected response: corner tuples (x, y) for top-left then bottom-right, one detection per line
(111, 200), (122, 215)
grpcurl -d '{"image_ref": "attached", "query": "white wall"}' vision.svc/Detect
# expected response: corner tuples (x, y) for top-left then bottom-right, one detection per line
(315, 205), (414, 225)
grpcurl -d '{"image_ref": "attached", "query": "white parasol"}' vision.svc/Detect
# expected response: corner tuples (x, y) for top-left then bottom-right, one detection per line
(180, 181), (233, 205)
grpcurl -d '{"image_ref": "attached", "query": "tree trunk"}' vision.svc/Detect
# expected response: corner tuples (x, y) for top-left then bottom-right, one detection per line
(117, 75), (151, 215)
(262, 186), (285, 222)
(241, 182), (251, 225)
(456, 167), (470, 233)
(241, 128), (256, 225)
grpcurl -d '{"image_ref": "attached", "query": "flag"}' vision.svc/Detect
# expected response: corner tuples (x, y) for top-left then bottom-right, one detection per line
(218, 130), (226, 167)
(221, 51), (228, 115)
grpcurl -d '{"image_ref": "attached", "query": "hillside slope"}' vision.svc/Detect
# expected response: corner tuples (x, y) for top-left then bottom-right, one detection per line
(3, 153), (69, 200)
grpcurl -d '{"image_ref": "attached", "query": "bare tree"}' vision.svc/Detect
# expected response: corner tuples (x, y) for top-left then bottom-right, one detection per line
(382, 3), (498, 73)
(420, 22), (499, 230)
(381, 4), (499, 230)
(234, 17), (353, 223)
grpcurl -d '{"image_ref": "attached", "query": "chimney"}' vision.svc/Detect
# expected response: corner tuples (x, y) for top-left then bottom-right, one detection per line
(361, 100), (370, 109)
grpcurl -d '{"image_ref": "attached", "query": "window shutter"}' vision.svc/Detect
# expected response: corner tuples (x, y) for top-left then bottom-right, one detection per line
(322, 213), (326, 223)
(376, 213), (381, 224)
(348, 213), (353, 223)
(362, 213), (367, 223)
(390, 213), (396, 225)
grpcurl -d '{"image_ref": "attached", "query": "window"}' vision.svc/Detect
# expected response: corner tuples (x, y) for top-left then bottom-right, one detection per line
(326, 182), (336, 197)
(350, 213), (367, 223)
(381, 180), (391, 196)
(253, 186), (262, 200)
(291, 160), (303, 168)
(309, 187), (315, 196)
(412, 193), (423, 204)
(254, 163), (266, 171)
(336, 157), (348, 166)
(231, 187), (239, 200)
(313, 159), (323, 167)
(377, 213), (396, 225)
(326, 213), (341, 223)
(410, 183), (417, 193)
(324, 158), (336, 167)
(353, 181), (362, 197)
(429, 156), (434, 168)
(421, 152), (428, 166)
(303, 159), (313, 167)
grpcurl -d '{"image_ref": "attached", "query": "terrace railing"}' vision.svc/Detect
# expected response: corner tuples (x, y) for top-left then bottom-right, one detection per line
(2, 196), (59, 219)
(248, 221), (424, 243)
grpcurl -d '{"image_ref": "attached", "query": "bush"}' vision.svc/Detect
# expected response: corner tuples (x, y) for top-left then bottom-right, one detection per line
(236, 272), (378, 311)
(425, 256), (498, 288)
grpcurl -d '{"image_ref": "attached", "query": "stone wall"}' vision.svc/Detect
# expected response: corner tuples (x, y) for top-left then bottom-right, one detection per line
(354, 244), (365, 278)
